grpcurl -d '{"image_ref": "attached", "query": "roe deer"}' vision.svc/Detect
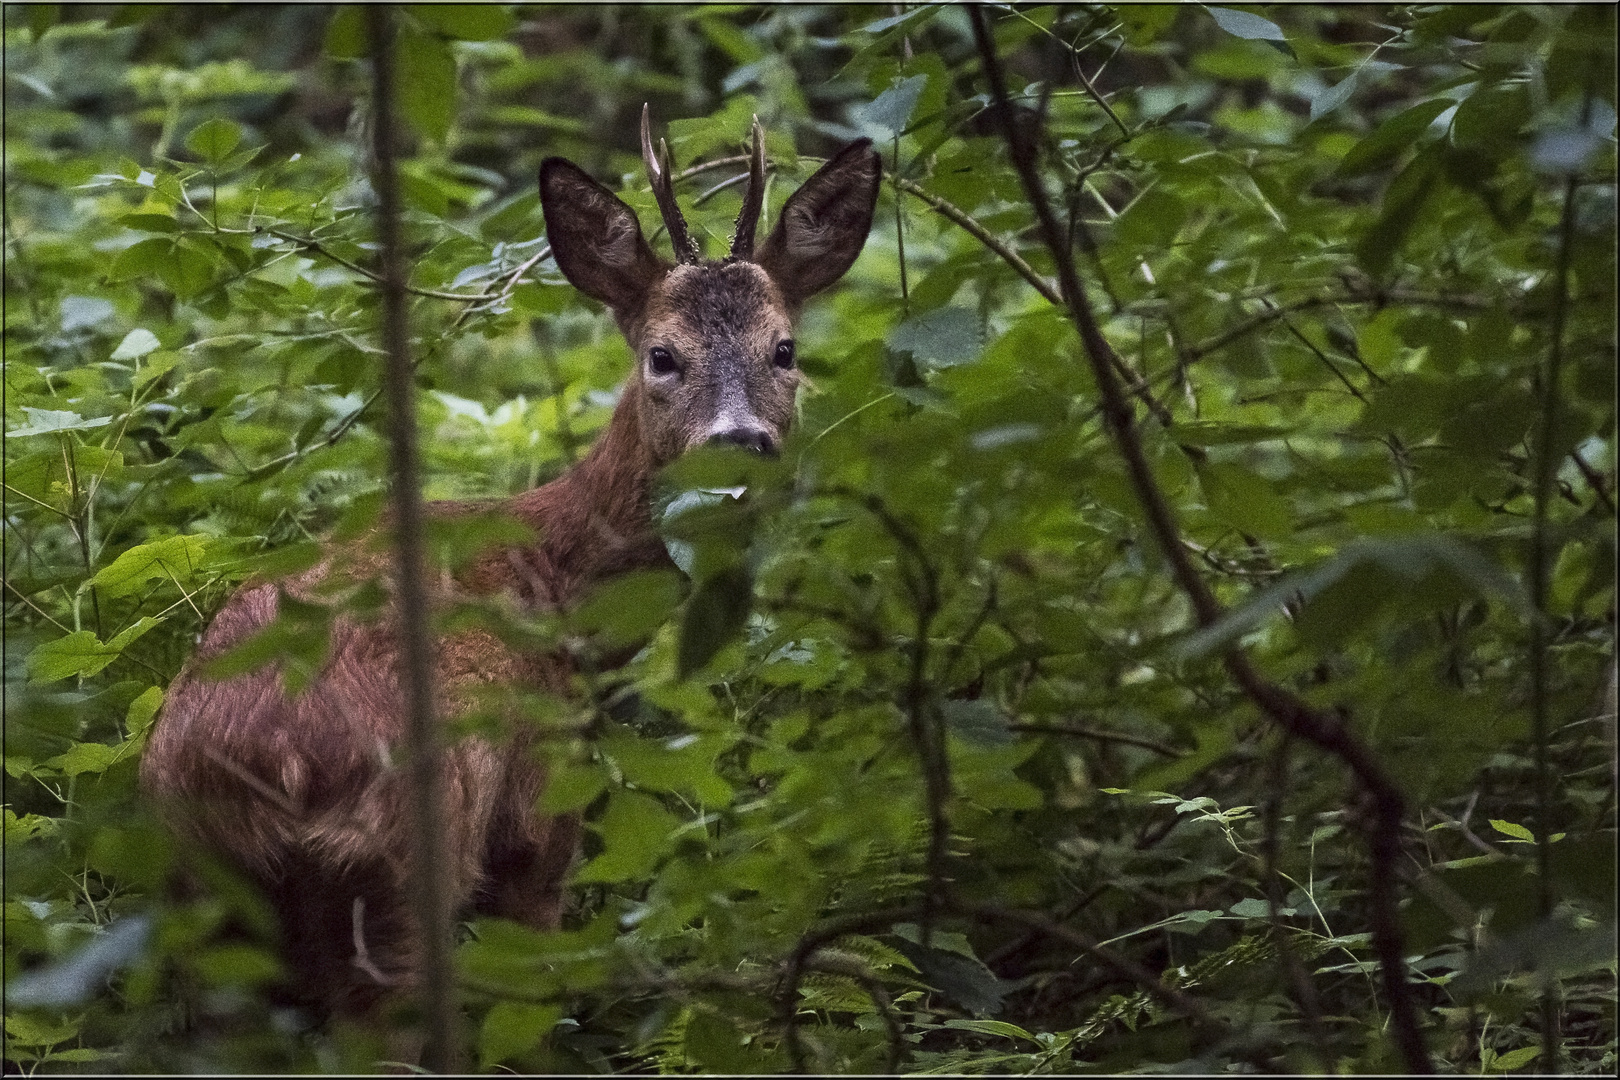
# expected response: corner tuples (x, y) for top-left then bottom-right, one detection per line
(139, 108), (881, 1023)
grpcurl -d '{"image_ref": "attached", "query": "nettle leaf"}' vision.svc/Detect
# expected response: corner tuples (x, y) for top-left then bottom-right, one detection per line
(1207, 6), (1287, 42)
(92, 535), (207, 598)
(25, 618), (161, 684)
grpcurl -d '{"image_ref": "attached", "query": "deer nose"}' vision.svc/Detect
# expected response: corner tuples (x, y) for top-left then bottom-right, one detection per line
(708, 426), (777, 456)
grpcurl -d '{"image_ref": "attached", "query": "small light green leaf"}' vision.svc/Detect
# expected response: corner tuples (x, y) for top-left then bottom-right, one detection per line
(1489, 819), (1535, 843)
(6, 408), (113, 438)
(538, 761), (609, 813)
(479, 1001), (560, 1068)
(1208, 6), (1287, 41)
(110, 328), (160, 361)
(184, 117), (242, 163)
(125, 686), (164, 737)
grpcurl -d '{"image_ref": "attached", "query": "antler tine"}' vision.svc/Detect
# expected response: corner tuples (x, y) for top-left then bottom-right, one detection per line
(729, 114), (768, 260)
(641, 103), (699, 264)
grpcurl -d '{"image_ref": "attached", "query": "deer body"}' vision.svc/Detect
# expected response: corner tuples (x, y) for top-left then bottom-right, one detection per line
(139, 114), (881, 1022)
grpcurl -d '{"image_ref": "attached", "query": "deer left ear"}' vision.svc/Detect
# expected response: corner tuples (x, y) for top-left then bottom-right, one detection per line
(755, 139), (881, 309)
(539, 157), (663, 314)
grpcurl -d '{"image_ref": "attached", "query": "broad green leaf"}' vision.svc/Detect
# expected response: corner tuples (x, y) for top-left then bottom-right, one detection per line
(1488, 819), (1534, 843)
(677, 564), (752, 679)
(397, 24), (456, 142)
(1335, 98), (1454, 176)
(1207, 6), (1287, 41)
(92, 535), (207, 598)
(888, 306), (983, 370)
(852, 74), (927, 138)
(1310, 73), (1357, 122)
(479, 1001), (559, 1068)
(574, 790), (680, 883)
(184, 117), (242, 163)
(409, 4), (516, 41)
(27, 633), (119, 683)
(1198, 463), (1293, 540)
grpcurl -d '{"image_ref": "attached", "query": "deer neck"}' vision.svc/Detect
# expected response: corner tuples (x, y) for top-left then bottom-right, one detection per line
(509, 389), (668, 606)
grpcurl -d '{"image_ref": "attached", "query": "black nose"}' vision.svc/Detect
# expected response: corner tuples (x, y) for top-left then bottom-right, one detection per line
(708, 427), (777, 456)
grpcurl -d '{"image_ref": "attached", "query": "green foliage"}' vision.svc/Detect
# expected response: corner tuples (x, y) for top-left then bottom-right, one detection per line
(4, 3), (1614, 1075)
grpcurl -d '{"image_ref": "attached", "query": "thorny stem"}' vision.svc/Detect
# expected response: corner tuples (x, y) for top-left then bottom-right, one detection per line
(367, 8), (460, 1072)
(970, 6), (1433, 1072)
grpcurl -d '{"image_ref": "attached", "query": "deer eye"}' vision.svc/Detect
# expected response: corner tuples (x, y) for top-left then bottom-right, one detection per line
(774, 340), (796, 369)
(648, 346), (679, 376)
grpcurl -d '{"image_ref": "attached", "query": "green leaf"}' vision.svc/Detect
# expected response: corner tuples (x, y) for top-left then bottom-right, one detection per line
(43, 741), (120, 777)
(184, 117), (242, 163)
(110, 327), (160, 360)
(5, 408), (113, 438)
(325, 5), (365, 57)
(397, 24), (457, 142)
(478, 1001), (559, 1068)
(1489, 819), (1535, 843)
(1207, 7), (1287, 41)
(1229, 897), (1272, 919)
(409, 4), (516, 41)
(574, 790), (680, 883)
(538, 761), (609, 813)
(92, 535), (207, 598)
(887, 306), (983, 370)
(852, 74), (927, 138)
(602, 733), (733, 806)
(1335, 99), (1454, 177)
(677, 564), (752, 680)
(942, 1019), (1037, 1042)
(1310, 73), (1357, 123)
(1355, 146), (1441, 278)
(27, 633), (119, 683)
(1198, 463), (1293, 540)
(1487, 1046), (1540, 1072)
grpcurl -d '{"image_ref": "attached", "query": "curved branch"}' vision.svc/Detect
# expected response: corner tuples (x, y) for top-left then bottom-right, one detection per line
(969, 6), (1432, 1072)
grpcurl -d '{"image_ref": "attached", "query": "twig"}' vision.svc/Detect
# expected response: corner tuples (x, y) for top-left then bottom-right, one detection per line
(367, 8), (460, 1071)
(1005, 721), (1179, 757)
(968, 6), (1433, 1072)
(1569, 444), (1615, 514)
(262, 227), (503, 302)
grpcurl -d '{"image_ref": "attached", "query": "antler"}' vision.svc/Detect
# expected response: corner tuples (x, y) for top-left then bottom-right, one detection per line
(641, 103), (700, 265)
(729, 114), (767, 260)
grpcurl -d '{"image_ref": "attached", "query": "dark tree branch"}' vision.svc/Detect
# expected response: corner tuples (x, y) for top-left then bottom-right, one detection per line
(968, 6), (1432, 1072)
(1528, 172), (1580, 1073)
(367, 8), (460, 1071)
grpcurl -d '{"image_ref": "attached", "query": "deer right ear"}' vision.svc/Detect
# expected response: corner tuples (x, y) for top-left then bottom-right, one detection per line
(755, 138), (882, 309)
(539, 158), (662, 313)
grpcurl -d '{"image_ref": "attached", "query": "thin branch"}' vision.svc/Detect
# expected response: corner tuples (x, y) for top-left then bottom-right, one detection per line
(1527, 172), (1580, 1073)
(1569, 443), (1615, 514)
(262, 227), (502, 302)
(1005, 720), (1179, 757)
(968, 7), (1432, 1072)
(367, 8), (460, 1072)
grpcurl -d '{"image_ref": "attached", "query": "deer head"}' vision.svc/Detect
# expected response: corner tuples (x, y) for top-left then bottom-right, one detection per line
(538, 107), (881, 464)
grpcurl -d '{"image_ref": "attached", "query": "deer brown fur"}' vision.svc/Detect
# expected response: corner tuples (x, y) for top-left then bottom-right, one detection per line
(139, 120), (881, 1025)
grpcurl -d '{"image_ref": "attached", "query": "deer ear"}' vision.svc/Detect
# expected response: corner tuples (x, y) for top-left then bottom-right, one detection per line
(756, 139), (881, 308)
(539, 157), (662, 312)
